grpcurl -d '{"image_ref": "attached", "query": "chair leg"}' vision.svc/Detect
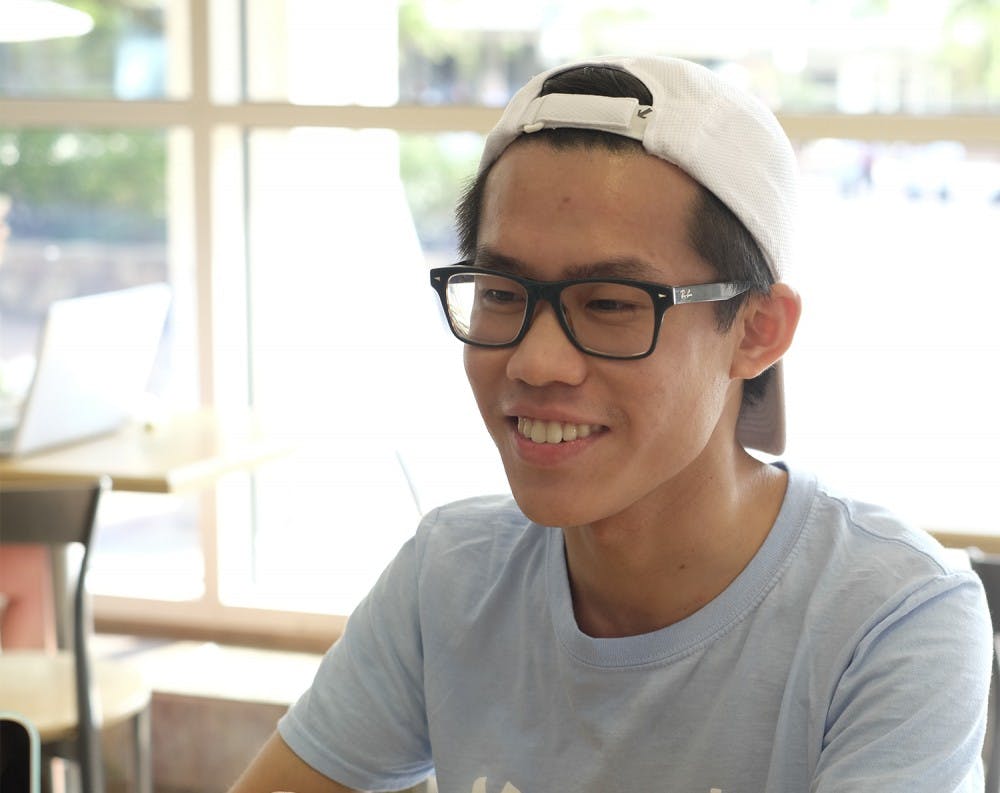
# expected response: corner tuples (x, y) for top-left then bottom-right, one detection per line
(40, 755), (55, 793)
(41, 751), (72, 793)
(132, 707), (152, 793)
(987, 643), (1000, 793)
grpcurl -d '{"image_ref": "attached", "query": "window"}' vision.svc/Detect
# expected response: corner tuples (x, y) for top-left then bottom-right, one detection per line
(0, 0), (202, 609)
(788, 137), (1000, 532)
(2, 0), (997, 648)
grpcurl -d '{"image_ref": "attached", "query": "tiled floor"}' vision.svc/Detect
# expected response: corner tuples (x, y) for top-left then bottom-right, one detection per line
(93, 635), (323, 793)
(94, 634), (323, 705)
(93, 635), (435, 793)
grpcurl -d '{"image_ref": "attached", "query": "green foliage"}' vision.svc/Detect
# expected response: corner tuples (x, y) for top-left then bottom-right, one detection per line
(944, 0), (1000, 103)
(0, 0), (162, 99)
(0, 129), (167, 241)
(3, 0), (999, 246)
(399, 134), (482, 249)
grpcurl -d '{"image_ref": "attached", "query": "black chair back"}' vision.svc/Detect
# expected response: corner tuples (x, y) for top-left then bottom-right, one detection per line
(970, 549), (1000, 793)
(0, 478), (109, 793)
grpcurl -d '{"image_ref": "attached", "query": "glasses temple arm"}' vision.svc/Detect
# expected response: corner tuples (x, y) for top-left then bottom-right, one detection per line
(671, 282), (750, 304)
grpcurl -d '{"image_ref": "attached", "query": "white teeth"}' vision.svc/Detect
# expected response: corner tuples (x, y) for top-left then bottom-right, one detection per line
(545, 422), (563, 444)
(516, 417), (601, 444)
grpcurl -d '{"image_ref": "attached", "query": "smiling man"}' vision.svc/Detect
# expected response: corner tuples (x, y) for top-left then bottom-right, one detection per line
(231, 55), (992, 793)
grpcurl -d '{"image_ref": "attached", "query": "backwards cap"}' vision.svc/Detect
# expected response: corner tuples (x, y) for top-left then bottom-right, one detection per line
(478, 55), (798, 455)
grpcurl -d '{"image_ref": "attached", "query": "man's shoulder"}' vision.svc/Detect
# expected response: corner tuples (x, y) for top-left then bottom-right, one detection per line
(782, 472), (981, 632)
(805, 477), (964, 578)
(410, 495), (553, 640)
(424, 492), (524, 521)
(420, 493), (529, 538)
(414, 493), (546, 570)
(773, 470), (988, 678)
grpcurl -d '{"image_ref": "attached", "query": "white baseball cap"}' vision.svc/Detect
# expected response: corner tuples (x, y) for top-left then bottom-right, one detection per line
(478, 55), (798, 455)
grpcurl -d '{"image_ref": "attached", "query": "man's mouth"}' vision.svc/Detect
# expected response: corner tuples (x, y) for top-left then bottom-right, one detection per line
(515, 417), (605, 444)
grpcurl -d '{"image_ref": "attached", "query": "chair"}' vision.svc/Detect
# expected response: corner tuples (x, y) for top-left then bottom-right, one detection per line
(1, 710), (42, 793)
(0, 479), (152, 793)
(969, 548), (1000, 793)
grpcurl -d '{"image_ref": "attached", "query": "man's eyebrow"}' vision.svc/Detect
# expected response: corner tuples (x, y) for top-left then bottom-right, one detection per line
(563, 258), (660, 281)
(473, 249), (661, 281)
(472, 248), (526, 274)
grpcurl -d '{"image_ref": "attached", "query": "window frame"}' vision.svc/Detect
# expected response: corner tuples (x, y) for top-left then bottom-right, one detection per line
(2, 1), (999, 650)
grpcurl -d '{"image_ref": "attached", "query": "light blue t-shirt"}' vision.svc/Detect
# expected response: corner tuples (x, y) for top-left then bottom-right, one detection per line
(280, 465), (992, 792)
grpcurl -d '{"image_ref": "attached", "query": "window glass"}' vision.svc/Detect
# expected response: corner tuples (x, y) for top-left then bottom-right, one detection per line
(227, 127), (999, 618)
(93, 491), (203, 600)
(0, 125), (202, 598)
(11, 1), (992, 630)
(246, 0), (1000, 112)
(0, 128), (187, 391)
(787, 138), (1000, 532)
(401, 0), (1000, 112)
(245, 1), (399, 105)
(401, 132), (483, 262)
(0, 0), (180, 100)
(218, 128), (505, 614)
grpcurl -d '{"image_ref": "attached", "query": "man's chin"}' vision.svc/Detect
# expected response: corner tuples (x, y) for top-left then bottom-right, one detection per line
(508, 486), (598, 530)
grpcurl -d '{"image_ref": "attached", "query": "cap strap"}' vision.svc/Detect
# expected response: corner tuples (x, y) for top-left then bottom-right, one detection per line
(519, 94), (651, 141)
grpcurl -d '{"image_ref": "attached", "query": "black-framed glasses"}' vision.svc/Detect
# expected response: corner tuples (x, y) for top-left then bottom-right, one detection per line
(429, 264), (750, 360)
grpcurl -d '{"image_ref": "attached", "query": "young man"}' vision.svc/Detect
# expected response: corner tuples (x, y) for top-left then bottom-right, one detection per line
(232, 55), (992, 793)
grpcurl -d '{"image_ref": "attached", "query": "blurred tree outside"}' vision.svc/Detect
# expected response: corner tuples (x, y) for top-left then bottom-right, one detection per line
(0, 0), (168, 244)
(1, 0), (997, 267)
(0, 126), (168, 322)
(394, 0), (1000, 256)
(399, 133), (481, 258)
(944, 0), (1000, 106)
(0, 0), (164, 98)
(0, 129), (167, 242)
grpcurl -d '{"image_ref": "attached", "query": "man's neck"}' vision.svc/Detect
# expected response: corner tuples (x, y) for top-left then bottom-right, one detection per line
(562, 451), (787, 638)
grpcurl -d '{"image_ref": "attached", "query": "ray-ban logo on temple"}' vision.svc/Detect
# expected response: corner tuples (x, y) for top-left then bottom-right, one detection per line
(430, 264), (750, 360)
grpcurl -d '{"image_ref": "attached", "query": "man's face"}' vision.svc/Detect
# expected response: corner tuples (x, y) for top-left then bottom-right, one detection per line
(463, 141), (748, 529)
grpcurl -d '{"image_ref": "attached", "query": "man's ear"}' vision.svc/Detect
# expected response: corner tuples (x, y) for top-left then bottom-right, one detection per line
(730, 283), (802, 379)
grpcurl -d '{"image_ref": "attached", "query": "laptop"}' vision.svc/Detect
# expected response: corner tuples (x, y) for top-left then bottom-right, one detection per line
(0, 282), (171, 457)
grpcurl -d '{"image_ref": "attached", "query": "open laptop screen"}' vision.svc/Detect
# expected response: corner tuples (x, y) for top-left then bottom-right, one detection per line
(1, 282), (171, 456)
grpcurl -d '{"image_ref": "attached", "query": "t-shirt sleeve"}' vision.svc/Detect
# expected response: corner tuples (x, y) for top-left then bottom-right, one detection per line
(812, 571), (992, 792)
(277, 518), (434, 792)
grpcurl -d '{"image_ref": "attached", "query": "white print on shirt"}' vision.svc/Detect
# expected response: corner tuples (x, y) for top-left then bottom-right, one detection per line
(470, 777), (522, 793)
(470, 778), (721, 792)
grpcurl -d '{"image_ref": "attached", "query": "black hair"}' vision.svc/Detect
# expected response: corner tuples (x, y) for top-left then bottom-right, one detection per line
(455, 64), (775, 405)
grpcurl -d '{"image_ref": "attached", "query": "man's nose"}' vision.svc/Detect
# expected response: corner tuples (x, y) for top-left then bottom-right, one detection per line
(504, 301), (587, 387)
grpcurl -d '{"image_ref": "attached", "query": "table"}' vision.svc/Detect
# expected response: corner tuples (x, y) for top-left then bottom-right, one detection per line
(0, 408), (290, 647)
(0, 408), (289, 493)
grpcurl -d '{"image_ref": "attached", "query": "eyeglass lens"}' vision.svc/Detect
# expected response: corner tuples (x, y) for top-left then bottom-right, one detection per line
(444, 272), (657, 357)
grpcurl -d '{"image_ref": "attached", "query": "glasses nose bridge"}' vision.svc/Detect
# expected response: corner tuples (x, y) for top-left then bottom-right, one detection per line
(531, 280), (568, 318)
(520, 280), (575, 343)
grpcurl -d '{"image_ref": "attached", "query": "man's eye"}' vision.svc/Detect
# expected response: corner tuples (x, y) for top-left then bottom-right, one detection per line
(480, 288), (524, 307)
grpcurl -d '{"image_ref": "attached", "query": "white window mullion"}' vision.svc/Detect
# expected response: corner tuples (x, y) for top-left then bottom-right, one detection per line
(188, 0), (220, 605)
